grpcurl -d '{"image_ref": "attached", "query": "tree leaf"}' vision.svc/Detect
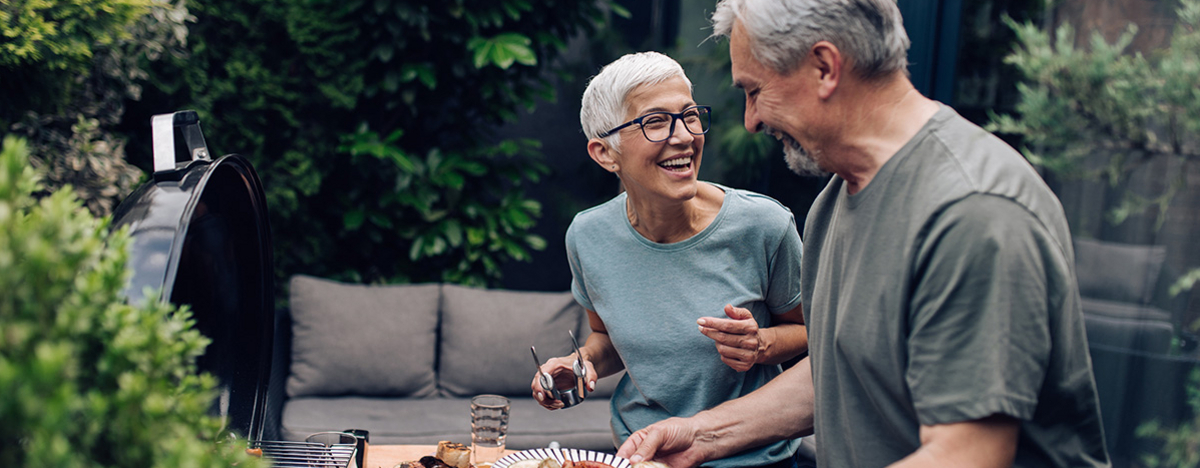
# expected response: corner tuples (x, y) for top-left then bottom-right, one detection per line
(343, 209), (365, 230)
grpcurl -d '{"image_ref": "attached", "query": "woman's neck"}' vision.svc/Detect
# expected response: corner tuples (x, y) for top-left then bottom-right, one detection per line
(626, 182), (724, 244)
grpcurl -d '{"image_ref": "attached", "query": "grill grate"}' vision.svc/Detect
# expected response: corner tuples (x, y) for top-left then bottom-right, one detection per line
(251, 440), (355, 468)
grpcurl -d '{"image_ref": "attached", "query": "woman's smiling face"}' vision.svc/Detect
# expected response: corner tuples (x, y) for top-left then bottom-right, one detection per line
(609, 76), (706, 204)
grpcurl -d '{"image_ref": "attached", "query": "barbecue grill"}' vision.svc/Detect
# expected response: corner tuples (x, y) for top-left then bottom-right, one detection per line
(111, 111), (357, 467)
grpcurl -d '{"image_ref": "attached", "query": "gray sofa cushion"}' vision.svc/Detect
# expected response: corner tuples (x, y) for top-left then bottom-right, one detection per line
(1084, 312), (1175, 353)
(439, 285), (584, 397)
(1074, 238), (1166, 305)
(282, 396), (616, 451)
(287, 275), (440, 398)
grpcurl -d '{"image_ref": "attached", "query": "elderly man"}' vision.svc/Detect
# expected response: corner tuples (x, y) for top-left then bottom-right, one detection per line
(616, 1), (1111, 467)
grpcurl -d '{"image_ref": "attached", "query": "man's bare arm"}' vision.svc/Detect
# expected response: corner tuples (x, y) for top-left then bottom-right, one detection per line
(618, 357), (815, 468)
(887, 415), (1019, 468)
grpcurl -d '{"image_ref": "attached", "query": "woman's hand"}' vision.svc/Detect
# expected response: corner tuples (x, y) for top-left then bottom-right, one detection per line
(698, 304), (765, 372)
(529, 354), (598, 410)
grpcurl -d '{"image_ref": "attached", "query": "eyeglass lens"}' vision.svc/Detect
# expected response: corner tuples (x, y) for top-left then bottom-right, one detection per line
(641, 107), (710, 142)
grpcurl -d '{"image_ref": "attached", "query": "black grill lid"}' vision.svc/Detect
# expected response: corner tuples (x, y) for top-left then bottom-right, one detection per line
(111, 111), (275, 440)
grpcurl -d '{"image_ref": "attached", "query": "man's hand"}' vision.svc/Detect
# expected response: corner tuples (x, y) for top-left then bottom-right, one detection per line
(699, 304), (765, 372)
(617, 417), (711, 468)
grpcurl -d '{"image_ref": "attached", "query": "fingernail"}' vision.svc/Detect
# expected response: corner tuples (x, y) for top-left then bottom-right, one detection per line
(631, 455), (644, 463)
(697, 318), (707, 326)
(536, 392), (543, 401)
(589, 381), (596, 391)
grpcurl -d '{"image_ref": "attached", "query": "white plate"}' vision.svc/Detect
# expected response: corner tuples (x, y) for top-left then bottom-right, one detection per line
(492, 448), (630, 468)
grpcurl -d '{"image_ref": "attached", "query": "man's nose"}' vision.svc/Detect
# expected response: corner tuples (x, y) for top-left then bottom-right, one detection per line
(744, 101), (762, 133)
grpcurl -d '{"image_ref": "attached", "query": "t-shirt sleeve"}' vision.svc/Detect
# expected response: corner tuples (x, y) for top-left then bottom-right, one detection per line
(906, 194), (1052, 426)
(766, 212), (804, 315)
(565, 223), (595, 311)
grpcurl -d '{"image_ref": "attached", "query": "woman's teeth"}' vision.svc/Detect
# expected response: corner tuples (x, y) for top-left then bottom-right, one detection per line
(659, 156), (692, 170)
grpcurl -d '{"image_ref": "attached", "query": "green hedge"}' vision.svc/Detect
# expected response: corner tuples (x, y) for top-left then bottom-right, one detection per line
(126, 0), (620, 298)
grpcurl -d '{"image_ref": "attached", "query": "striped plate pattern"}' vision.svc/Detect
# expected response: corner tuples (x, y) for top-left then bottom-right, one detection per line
(493, 448), (631, 468)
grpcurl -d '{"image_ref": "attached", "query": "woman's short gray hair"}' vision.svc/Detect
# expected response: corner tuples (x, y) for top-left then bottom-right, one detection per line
(580, 51), (692, 150)
(711, 0), (910, 81)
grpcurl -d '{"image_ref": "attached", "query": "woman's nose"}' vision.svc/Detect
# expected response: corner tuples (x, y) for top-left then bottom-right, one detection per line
(667, 118), (696, 145)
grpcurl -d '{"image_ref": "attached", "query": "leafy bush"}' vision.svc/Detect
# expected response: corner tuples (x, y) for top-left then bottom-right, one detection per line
(0, 135), (264, 467)
(2, 0), (192, 216)
(1135, 368), (1200, 468)
(126, 0), (618, 294)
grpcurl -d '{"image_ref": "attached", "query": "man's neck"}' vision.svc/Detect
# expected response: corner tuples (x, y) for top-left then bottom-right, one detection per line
(828, 77), (940, 194)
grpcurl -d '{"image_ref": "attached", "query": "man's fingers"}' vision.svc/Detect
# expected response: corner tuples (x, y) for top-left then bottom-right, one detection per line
(618, 428), (662, 463)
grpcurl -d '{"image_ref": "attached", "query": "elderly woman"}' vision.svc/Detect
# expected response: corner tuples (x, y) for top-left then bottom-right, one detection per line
(530, 52), (807, 468)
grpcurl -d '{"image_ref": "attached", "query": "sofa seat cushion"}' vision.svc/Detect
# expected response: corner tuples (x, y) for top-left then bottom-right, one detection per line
(281, 397), (616, 452)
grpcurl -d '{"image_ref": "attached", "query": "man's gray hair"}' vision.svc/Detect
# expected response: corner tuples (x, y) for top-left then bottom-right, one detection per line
(711, 0), (910, 80)
(580, 51), (692, 151)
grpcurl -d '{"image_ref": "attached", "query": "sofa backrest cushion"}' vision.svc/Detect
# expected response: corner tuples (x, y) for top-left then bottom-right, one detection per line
(1074, 238), (1166, 305)
(287, 275), (440, 398)
(439, 285), (585, 397)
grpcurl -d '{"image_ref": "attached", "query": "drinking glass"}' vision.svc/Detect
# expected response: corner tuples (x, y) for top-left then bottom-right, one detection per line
(470, 394), (510, 467)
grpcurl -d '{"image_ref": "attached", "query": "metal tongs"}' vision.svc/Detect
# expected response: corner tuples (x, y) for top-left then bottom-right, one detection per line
(530, 330), (589, 408)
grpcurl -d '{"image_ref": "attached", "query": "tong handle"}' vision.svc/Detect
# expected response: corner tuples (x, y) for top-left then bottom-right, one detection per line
(568, 330), (588, 381)
(530, 346), (559, 398)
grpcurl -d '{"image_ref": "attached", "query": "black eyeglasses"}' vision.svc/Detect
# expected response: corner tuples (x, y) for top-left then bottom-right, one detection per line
(597, 105), (712, 142)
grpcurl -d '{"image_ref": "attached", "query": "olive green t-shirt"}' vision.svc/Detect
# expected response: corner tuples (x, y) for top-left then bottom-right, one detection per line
(800, 104), (1110, 467)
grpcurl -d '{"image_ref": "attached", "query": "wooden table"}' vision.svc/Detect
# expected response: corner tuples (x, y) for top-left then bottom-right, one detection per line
(368, 444), (518, 468)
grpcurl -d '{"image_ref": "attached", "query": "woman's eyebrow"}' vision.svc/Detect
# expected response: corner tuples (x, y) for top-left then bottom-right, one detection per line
(637, 102), (698, 115)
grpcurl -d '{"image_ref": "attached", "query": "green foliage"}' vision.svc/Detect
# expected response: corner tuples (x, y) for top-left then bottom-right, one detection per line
(130, 0), (614, 294)
(1135, 367), (1200, 467)
(2, 0), (191, 216)
(1171, 268), (1200, 298)
(0, 0), (149, 70)
(988, 0), (1200, 227)
(1, 0), (150, 119)
(0, 135), (265, 467)
(338, 127), (548, 285)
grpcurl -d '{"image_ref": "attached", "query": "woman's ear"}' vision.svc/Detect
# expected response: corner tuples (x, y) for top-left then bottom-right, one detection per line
(587, 138), (619, 173)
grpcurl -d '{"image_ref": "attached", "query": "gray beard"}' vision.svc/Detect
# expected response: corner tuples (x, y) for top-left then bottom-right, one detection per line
(766, 126), (828, 177)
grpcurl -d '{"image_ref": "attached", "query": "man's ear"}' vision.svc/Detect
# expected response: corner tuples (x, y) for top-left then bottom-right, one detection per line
(811, 41), (842, 100)
(587, 138), (619, 172)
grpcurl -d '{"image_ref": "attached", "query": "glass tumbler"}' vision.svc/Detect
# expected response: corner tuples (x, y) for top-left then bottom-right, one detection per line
(470, 394), (510, 467)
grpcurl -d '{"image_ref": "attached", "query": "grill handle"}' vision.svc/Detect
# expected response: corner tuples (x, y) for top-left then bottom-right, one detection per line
(152, 110), (211, 175)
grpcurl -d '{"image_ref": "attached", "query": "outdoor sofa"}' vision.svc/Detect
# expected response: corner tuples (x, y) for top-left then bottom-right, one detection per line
(264, 275), (622, 452)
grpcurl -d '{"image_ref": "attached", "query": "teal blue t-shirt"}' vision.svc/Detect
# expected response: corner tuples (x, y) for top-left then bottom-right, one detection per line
(566, 183), (803, 468)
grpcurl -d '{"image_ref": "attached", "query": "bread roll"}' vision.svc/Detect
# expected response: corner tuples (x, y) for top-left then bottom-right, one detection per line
(436, 441), (472, 468)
